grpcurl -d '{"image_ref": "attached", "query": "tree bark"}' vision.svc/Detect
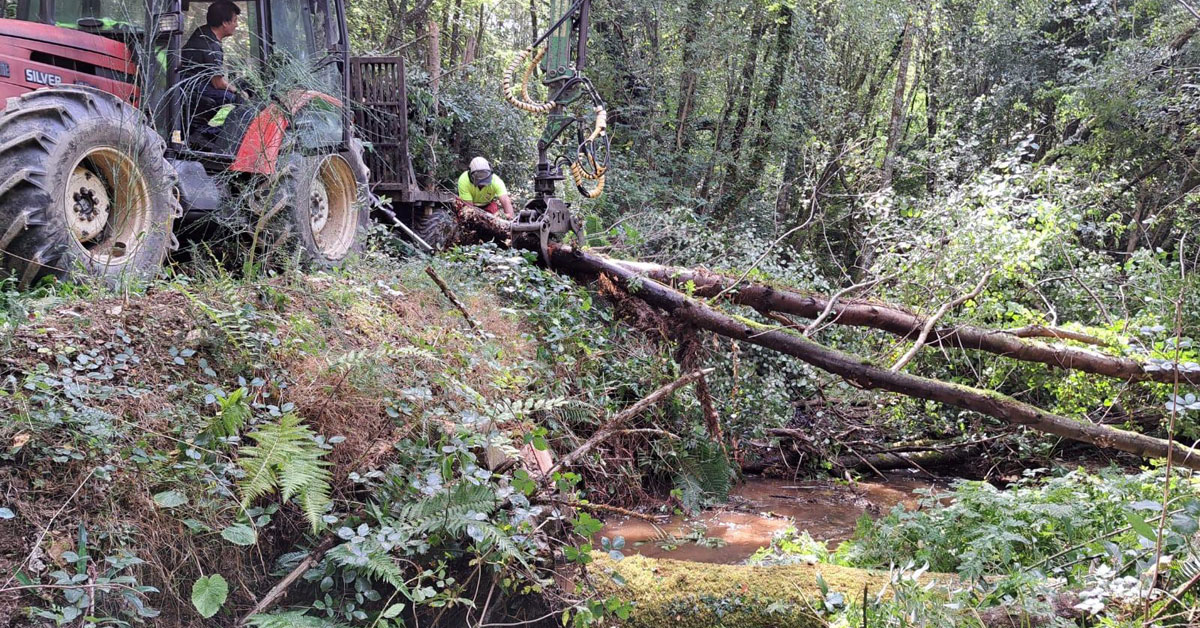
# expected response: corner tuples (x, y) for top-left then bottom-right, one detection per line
(453, 206), (1200, 470)
(673, 0), (706, 155)
(448, 0), (464, 67)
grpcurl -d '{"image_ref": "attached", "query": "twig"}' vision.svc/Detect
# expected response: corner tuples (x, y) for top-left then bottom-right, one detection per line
(847, 448), (887, 480)
(1, 467), (97, 592)
(710, 224), (807, 304)
(545, 368), (715, 477)
(1146, 233), (1190, 623)
(1003, 325), (1108, 347)
(890, 270), (993, 372)
(1177, 0), (1200, 22)
(238, 533), (341, 624)
(575, 501), (661, 523)
(425, 265), (479, 330)
(804, 271), (899, 336)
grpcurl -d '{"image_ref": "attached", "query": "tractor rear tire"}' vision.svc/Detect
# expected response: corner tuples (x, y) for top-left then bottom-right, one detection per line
(413, 206), (461, 251)
(263, 143), (369, 268)
(0, 86), (179, 287)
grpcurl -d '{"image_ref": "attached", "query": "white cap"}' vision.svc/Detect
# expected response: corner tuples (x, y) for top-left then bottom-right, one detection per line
(469, 156), (491, 173)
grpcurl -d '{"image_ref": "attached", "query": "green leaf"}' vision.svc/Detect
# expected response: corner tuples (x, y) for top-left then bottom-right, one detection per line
(153, 490), (188, 508)
(1127, 511), (1158, 541)
(221, 523), (258, 546)
(382, 603), (406, 618)
(191, 574), (228, 618)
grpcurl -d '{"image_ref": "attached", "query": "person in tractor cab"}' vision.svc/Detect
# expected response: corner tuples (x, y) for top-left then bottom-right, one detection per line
(458, 157), (515, 219)
(181, 1), (245, 126)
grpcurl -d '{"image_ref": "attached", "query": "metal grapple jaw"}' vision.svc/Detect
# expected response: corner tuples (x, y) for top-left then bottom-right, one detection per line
(510, 197), (584, 263)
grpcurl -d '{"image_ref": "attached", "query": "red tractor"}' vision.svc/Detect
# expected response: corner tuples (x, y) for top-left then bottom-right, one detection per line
(0, 0), (454, 287)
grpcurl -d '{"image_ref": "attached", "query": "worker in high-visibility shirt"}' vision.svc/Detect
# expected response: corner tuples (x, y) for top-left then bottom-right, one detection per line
(457, 157), (515, 219)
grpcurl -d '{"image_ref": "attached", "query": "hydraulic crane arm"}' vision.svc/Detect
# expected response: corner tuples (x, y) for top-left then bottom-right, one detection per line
(503, 0), (610, 261)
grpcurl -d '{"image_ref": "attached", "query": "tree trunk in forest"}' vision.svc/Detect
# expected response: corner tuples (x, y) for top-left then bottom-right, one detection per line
(463, 5), (483, 69)
(448, 0), (464, 68)
(452, 206), (1200, 470)
(674, 0), (706, 156)
(529, 0), (538, 39)
(714, 7), (766, 208)
(855, 19), (914, 278)
(427, 19), (441, 105)
(718, 4), (793, 217)
(882, 19), (913, 185)
(698, 60), (741, 203)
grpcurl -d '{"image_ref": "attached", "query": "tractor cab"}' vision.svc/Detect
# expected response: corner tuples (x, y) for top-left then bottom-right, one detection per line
(1, 0), (351, 162)
(164, 0), (349, 160)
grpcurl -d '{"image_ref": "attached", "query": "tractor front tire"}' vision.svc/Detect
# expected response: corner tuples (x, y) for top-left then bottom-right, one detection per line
(413, 206), (461, 251)
(263, 144), (369, 268)
(0, 86), (179, 287)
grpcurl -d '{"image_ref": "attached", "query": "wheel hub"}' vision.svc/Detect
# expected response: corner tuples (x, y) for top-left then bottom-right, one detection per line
(66, 167), (111, 243)
(310, 183), (330, 234)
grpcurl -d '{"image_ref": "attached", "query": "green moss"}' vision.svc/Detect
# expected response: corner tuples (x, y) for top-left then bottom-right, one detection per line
(590, 554), (906, 628)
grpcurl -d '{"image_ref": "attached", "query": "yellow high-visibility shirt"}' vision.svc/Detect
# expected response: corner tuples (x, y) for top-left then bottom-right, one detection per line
(457, 171), (508, 205)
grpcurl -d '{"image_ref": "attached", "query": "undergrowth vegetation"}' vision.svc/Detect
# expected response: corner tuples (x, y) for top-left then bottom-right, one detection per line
(0, 248), (691, 626)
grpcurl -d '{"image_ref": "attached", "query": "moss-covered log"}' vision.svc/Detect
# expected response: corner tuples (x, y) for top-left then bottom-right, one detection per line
(588, 554), (930, 628)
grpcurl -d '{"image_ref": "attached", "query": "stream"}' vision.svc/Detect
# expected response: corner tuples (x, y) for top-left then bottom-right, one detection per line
(596, 471), (947, 564)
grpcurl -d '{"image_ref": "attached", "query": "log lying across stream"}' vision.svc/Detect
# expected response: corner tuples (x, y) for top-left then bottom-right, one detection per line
(455, 206), (1200, 471)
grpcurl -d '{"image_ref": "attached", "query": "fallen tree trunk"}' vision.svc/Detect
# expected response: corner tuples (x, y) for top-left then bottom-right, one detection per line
(610, 260), (1198, 387)
(454, 207), (1200, 470)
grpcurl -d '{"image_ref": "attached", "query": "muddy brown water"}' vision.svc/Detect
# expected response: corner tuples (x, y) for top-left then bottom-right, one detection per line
(596, 472), (947, 564)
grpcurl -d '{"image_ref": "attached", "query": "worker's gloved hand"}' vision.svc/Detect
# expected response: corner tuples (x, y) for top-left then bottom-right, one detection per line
(483, 201), (500, 215)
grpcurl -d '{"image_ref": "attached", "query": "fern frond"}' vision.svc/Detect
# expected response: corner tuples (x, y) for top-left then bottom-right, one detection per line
(238, 413), (332, 532)
(246, 610), (350, 628)
(327, 541), (406, 589)
(207, 387), (251, 438)
(395, 483), (498, 535)
(179, 278), (258, 359)
(328, 343), (437, 372)
(486, 396), (570, 423)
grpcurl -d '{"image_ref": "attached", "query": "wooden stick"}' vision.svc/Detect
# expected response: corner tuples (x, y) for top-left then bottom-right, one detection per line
(546, 368), (714, 477)
(425, 265), (479, 330)
(890, 270), (993, 372)
(238, 534), (341, 625)
(1005, 325), (1108, 346)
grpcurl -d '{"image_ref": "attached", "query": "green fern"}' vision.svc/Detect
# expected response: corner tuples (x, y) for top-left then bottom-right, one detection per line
(673, 441), (733, 510)
(392, 482), (531, 569)
(327, 343), (437, 372)
(238, 413), (332, 533)
(327, 540), (407, 589)
(207, 387), (251, 439)
(394, 482), (498, 535)
(179, 277), (258, 360)
(246, 611), (350, 628)
(486, 396), (570, 423)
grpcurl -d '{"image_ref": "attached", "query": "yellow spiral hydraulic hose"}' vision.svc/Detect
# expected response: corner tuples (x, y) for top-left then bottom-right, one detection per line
(570, 105), (608, 197)
(502, 47), (609, 198)
(502, 47), (556, 114)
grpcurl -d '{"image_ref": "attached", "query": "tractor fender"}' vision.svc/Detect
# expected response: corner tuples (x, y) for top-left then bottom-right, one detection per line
(230, 90), (345, 175)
